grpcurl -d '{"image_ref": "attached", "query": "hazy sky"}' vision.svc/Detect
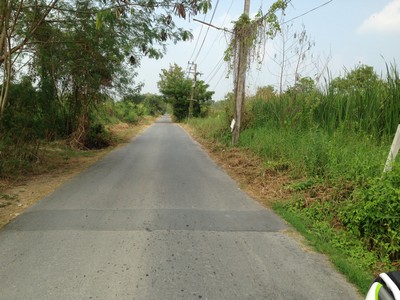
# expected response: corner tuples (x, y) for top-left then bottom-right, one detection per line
(136, 0), (400, 100)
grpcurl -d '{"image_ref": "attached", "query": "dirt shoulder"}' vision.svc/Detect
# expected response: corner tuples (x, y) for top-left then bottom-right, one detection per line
(0, 120), (291, 230)
(0, 119), (154, 229)
(181, 124), (292, 207)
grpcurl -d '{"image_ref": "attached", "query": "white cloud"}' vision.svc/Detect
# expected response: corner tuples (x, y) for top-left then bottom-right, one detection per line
(357, 0), (400, 33)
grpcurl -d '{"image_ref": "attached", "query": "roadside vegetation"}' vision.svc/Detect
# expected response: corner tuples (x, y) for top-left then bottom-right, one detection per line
(0, 88), (165, 178)
(187, 63), (400, 293)
(158, 63), (214, 122)
(0, 0), (212, 178)
(1, 0), (398, 294)
(0, 115), (155, 228)
(0, 0), (214, 225)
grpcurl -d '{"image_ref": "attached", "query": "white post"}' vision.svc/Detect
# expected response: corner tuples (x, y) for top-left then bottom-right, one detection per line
(383, 124), (400, 172)
(230, 119), (236, 132)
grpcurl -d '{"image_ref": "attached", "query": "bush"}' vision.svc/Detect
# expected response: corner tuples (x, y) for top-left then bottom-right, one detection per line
(0, 78), (47, 176)
(84, 123), (113, 149)
(114, 101), (138, 124)
(340, 164), (400, 261)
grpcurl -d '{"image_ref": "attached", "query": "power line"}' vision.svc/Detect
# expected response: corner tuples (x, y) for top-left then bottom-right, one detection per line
(192, 0), (220, 62)
(212, 64), (228, 93)
(205, 56), (225, 84)
(199, 31), (222, 65)
(188, 13), (207, 63)
(199, 0), (234, 66)
(282, 0), (333, 25)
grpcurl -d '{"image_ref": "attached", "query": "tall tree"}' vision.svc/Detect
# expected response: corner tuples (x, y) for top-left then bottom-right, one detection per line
(193, 80), (214, 117)
(158, 63), (192, 121)
(270, 23), (316, 128)
(0, 0), (59, 118)
(1, 0), (212, 121)
(158, 64), (215, 121)
(255, 85), (276, 101)
(25, 0), (212, 146)
(330, 64), (380, 94)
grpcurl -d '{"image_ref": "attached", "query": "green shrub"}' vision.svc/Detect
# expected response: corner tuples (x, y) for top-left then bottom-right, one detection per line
(340, 164), (400, 261)
(84, 123), (113, 149)
(114, 101), (138, 124)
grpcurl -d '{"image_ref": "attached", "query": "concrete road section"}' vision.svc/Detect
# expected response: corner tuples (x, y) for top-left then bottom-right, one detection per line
(0, 115), (361, 299)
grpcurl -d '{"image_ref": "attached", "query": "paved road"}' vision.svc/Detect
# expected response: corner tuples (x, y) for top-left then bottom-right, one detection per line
(0, 116), (361, 299)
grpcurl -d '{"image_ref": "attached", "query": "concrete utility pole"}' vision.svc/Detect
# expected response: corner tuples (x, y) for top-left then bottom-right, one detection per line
(232, 0), (250, 145)
(188, 62), (197, 118)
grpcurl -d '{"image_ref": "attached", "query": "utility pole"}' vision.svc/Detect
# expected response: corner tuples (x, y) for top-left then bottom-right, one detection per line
(188, 62), (197, 118)
(232, 0), (250, 145)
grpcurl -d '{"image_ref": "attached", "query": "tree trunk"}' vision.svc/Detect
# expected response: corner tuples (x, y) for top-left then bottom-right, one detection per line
(0, 0), (59, 118)
(68, 86), (89, 149)
(68, 110), (88, 149)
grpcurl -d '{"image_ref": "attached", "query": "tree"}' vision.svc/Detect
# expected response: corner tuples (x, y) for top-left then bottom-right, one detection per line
(158, 64), (214, 121)
(158, 64), (192, 121)
(286, 77), (315, 95)
(1, 0), (212, 125)
(255, 85), (276, 101)
(269, 23), (317, 128)
(330, 64), (380, 94)
(28, 0), (130, 147)
(193, 80), (214, 117)
(143, 93), (166, 116)
(0, 0), (59, 118)
(20, 0), (212, 147)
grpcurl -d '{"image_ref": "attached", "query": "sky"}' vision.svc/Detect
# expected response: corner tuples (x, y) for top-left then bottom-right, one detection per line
(136, 0), (400, 100)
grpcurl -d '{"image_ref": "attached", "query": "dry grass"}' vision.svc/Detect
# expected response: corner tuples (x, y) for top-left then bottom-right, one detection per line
(182, 125), (317, 251)
(0, 119), (154, 229)
(184, 124), (355, 211)
(182, 124), (292, 208)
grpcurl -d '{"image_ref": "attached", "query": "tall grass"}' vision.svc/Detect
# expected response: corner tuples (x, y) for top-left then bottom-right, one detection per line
(190, 65), (400, 177)
(248, 64), (400, 140)
(188, 64), (400, 282)
(237, 126), (388, 182)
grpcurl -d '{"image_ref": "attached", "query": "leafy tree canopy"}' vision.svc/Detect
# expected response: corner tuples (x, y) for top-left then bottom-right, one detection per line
(1, 0), (212, 117)
(255, 85), (276, 100)
(330, 64), (381, 94)
(286, 77), (315, 95)
(193, 80), (214, 117)
(158, 63), (191, 121)
(158, 63), (214, 120)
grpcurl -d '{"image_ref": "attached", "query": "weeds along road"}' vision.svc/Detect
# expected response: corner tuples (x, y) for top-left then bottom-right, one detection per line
(0, 115), (361, 299)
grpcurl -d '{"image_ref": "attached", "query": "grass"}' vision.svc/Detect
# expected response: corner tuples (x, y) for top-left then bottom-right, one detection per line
(0, 117), (154, 180)
(187, 117), (381, 294)
(0, 119), (153, 229)
(274, 202), (374, 294)
(239, 125), (389, 182)
(186, 65), (400, 293)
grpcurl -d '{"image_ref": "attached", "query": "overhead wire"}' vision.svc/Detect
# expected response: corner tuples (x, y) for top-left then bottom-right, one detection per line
(282, 0), (333, 25)
(188, 13), (207, 63)
(199, 0), (234, 66)
(192, 0), (220, 63)
(212, 64), (228, 92)
(206, 55), (225, 84)
(208, 0), (333, 99)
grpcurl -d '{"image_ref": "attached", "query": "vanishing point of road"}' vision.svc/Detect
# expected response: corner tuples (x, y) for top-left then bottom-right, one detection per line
(0, 116), (361, 299)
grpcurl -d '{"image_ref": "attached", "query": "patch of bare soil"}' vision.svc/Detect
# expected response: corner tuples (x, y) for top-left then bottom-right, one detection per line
(0, 119), (154, 229)
(182, 125), (292, 208)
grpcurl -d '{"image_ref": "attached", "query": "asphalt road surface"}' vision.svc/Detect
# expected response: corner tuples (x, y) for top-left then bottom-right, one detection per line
(0, 115), (361, 299)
